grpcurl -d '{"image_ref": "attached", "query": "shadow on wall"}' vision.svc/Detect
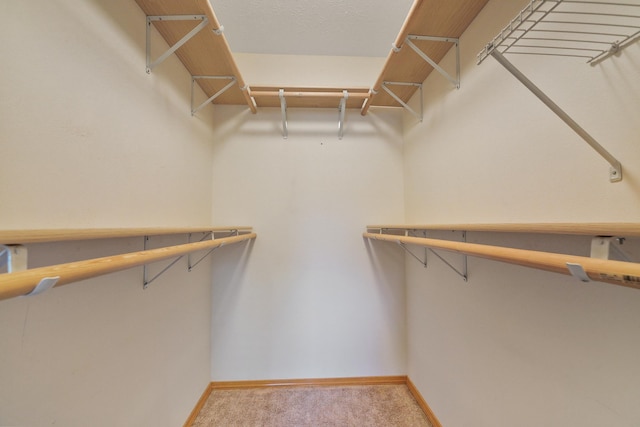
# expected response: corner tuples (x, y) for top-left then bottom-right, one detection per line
(210, 238), (255, 325)
(212, 105), (404, 145)
(363, 237), (406, 292)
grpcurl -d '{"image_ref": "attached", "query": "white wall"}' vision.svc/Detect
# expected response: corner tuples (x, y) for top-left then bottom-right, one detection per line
(0, 1), (216, 425)
(403, 0), (640, 426)
(209, 104), (407, 380)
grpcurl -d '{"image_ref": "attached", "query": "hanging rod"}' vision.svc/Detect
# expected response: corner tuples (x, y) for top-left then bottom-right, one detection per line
(0, 233), (256, 301)
(364, 231), (640, 289)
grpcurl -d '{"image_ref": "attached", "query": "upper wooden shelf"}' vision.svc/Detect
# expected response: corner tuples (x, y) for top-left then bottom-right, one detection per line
(366, 223), (640, 237)
(135, 0), (256, 112)
(363, 0), (490, 113)
(0, 227), (253, 245)
(134, 0), (489, 113)
(251, 87), (370, 109)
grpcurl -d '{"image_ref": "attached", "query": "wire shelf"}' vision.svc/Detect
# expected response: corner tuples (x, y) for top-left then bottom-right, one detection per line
(478, 0), (640, 64)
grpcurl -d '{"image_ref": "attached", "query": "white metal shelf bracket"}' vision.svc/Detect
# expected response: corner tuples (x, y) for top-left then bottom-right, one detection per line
(490, 50), (622, 182)
(381, 82), (423, 122)
(389, 229), (468, 282)
(420, 230), (468, 282)
(187, 229), (239, 271)
(146, 15), (208, 74)
(398, 242), (428, 267)
(191, 76), (236, 116)
(142, 231), (215, 289)
(0, 245), (27, 273)
(338, 90), (348, 140)
(406, 35), (460, 89)
(279, 89), (288, 139)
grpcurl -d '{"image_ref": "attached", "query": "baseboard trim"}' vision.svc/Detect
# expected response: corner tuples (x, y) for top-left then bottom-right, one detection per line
(183, 382), (214, 427)
(406, 377), (443, 427)
(210, 375), (408, 389)
(184, 375), (442, 427)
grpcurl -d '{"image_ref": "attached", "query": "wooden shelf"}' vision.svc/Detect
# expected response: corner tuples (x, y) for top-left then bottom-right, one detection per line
(251, 87), (370, 109)
(366, 223), (640, 237)
(363, 0), (490, 114)
(0, 227), (253, 245)
(135, 0), (256, 112)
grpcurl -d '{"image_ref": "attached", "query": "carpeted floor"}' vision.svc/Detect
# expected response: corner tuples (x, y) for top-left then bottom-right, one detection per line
(192, 384), (432, 426)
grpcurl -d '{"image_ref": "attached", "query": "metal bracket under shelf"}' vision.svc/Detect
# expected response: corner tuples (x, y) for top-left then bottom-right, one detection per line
(338, 90), (348, 140)
(568, 235), (637, 283)
(278, 89), (351, 139)
(187, 229), (240, 271)
(381, 82), (423, 122)
(142, 230), (238, 289)
(388, 229), (468, 282)
(191, 76), (236, 116)
(146, 15), (208, 74)
(405, 35), (460, 89)
(279, 89), (288, 139)
(0, 245), (27, 273)
(590, 236), (634, 262)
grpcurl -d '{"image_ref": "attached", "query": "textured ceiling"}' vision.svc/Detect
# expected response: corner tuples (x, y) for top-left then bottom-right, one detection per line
(209, 0), (415, 57)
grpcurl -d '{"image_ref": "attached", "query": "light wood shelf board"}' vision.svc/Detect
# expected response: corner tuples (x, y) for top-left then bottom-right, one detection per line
(251, 86), (370, 109)
(0, 227), (253, 245)
(366, 223), (640, 237)
(368, 0), (490, 109)
(134, 0), (253, 108)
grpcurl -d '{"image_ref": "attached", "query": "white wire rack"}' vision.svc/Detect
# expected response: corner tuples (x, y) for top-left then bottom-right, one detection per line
(478, 0), (640, 65)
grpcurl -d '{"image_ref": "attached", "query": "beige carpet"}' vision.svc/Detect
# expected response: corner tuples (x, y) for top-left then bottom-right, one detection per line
(192, 384), (432, 426)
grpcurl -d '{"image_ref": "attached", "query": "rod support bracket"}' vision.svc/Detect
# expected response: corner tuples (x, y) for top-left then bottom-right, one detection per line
(1, 245), (28, 273)
(26, 277), (59, 296)
(567, 263), (590, 282)
(610, 165), (622, 183)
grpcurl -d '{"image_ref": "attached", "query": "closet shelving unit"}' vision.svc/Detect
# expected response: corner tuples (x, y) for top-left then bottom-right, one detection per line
(0, 227), (256, 301)
(477, 0), (640, 182)
(134, 0), (490, 134)
(364, 223), (640, 290)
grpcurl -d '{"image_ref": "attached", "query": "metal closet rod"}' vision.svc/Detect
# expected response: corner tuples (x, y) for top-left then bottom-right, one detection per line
(364, 232), (640, 290)
(0, 233), (257, 301)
